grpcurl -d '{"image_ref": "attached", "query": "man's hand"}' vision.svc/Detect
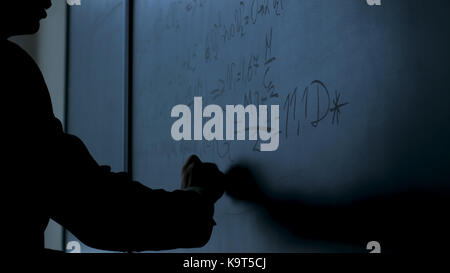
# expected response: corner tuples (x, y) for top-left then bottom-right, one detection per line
(181, 155), (225, 203)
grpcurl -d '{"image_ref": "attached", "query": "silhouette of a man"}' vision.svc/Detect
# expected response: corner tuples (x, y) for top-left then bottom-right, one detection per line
(1, 1), (225, 252)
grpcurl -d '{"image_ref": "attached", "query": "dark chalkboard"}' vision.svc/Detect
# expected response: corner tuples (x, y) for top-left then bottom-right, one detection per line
(131, 0), (450, 252)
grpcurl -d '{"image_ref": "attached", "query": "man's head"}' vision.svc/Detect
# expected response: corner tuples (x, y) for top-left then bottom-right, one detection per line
(1, 0), (52, 39)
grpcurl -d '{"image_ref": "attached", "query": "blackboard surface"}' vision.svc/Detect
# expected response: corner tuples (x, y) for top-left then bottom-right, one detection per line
(131, 0), (450, 252)
(66, 0), (450, 252)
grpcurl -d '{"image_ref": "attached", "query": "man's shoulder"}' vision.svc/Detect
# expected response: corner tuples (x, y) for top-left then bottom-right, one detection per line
(1, 39), (46, 87)
(2, 39), (22, 49)
(1, 39), (51, 114)
(1, 40), (31, 58)
(2, 39), (28, 53)
(1, 39), (38, 67)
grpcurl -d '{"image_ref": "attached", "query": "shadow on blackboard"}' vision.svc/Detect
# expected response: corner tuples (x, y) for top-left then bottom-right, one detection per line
(225, 165), (450, 253)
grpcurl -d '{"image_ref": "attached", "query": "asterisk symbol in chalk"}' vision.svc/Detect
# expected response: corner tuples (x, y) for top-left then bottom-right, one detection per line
(330, 90), (349, 125)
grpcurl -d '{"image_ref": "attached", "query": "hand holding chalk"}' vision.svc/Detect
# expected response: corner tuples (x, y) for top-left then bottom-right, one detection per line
(181, 155), (225, 203)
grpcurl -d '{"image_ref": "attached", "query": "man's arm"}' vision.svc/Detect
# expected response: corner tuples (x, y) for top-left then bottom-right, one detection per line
(48, 121), (219, 252)
(3, 40), (221, 252)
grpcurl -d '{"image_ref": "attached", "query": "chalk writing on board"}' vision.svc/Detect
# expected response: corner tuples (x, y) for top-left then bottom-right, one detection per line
(330, 90), (349, 125)
(302, 80), (349, 128)
(205, 0), (285, 62)
(302, 80), (331, 128)
(184, 0), (207, 12)
(152, 0), (349, 159)
(282, 81), (349, 139)
(209, 53), (261, 102)
(283, 87), (298, 139)
(262, 27), (279, 101)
